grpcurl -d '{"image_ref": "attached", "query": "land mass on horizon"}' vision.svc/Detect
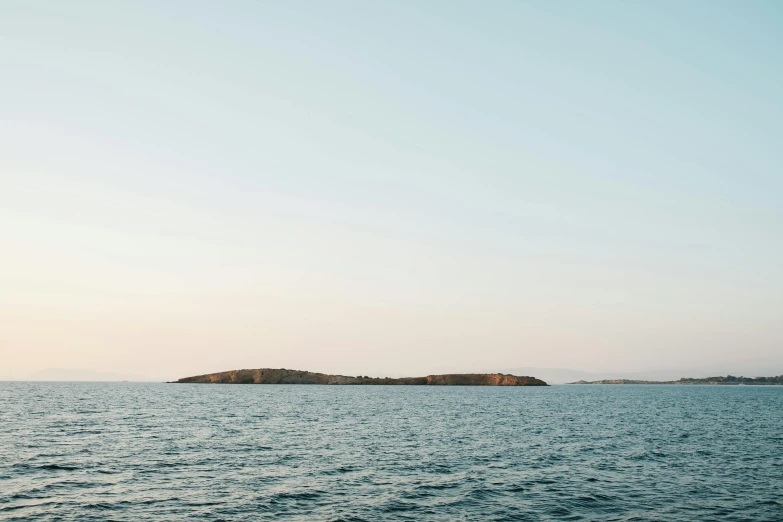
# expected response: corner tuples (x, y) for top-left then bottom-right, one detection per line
(175, 368), (548, 386)
(571, 375), (783, 385)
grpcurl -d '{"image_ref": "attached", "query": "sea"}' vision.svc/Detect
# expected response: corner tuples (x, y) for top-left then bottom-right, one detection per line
(1, 382), (781, 521)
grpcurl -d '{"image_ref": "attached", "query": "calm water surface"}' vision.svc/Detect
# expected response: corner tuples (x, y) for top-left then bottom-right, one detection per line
(1, 383), (781, 521)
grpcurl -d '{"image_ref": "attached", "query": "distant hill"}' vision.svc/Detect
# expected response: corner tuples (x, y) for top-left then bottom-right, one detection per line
(176, 368), (548, 386)
(571, 375), (783, 385)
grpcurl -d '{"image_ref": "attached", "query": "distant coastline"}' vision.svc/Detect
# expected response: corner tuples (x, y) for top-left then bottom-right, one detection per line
(175, 368), (548, 386)
(570, 375), (783, 385)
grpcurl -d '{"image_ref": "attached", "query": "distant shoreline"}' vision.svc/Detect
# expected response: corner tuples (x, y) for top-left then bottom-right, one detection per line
(570, 376), (783, 385)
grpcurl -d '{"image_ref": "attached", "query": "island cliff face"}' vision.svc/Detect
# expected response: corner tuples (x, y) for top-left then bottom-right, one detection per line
(176, 368), (547, 386)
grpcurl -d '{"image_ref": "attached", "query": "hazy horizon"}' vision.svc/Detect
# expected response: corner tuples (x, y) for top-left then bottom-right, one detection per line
(2, 1), (782, 380)
(3, 361), (782, 386)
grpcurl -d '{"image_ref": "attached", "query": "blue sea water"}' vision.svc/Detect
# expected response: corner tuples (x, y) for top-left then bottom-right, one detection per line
(0, 383), (781, 521)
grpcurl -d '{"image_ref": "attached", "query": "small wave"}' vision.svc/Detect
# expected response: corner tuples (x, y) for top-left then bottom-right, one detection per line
(417, 482), (461, 491)
(273, 490), (324, 501)
(85, 502), (117, 510)
(465, 487), (507, 501)
(40, 464), (78, 471)
(139, 497), (180, 505)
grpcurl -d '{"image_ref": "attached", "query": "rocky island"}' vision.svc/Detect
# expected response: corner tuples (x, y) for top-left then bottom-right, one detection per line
(570, 375), (783, 385)
(176, 368), (548, 386)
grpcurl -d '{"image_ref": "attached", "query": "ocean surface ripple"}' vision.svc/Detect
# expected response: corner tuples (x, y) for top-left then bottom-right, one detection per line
(1, 382), (781, 521)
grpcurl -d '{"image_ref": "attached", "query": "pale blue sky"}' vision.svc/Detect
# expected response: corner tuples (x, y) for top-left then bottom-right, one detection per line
(1, 1), (781, 379)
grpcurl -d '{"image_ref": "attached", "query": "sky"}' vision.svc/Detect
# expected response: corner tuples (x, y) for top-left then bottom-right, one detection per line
(1, 1), (782, 381)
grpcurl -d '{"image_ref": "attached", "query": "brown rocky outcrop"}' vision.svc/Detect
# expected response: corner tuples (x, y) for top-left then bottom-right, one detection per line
(175, 368), (547, 386)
